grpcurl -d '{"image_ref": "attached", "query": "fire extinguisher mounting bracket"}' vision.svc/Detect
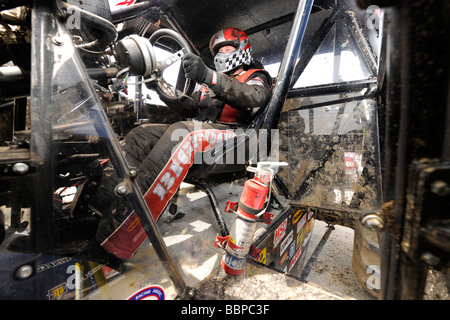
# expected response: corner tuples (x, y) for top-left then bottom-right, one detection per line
(214, 234), (229, 250)
(262, 211), (274, 225)
(224, 200), (273, 225)
(249, 245), (262, 258)
(225, 200), (238, 213)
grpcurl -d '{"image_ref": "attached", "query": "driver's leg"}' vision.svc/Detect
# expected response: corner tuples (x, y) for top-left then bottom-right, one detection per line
(89, 123), (170, 261)
(121, 123), (170, 167)
(95, 121), (234, 259)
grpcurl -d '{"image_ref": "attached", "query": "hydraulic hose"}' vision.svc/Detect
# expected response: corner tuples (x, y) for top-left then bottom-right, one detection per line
(59, 2), (118, 51)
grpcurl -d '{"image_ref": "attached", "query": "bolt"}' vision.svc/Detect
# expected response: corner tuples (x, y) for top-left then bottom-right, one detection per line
(420, 252), (440, 267)
(430, 180), (450, 197)
(361, 213), (384, 231)
(52, 36), (64, 46)
(12, 163), (29, 175)
(15, 265), (33, 280)
(186, 288), (196, 299)
(129, 169), (137, 178)
(115, 184), (127, 195)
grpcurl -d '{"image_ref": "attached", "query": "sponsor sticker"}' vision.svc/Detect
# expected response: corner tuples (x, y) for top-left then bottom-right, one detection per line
(279, 230), (293, 257)
(304, 231), (312, 247)
(296, 230), (304, 249)
(48, 283), (68, 300)
(297, 214), (307, 234)
(37, 257), (72, 273)
(306, 219), (313, 235)
(280, 251), (288, 265)
(258, 247), (267, 265)
(246, 77), (264, 87)
(102, 266), (119, 280)
(292, 210), (302, 224)
(289, 242), (296, 259)
(344, 152), (362, 173)
(127, 285), (165, 300)
(273, 218), (287, 250)
(289, 246), (302, 272)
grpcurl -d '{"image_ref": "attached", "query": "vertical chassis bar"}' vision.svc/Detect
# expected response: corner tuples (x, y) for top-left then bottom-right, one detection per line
(30, 1), (56, 253)
(31, 2), (190, 299)
(250, 0), (315, 253)
(262, 0), (315, 139)
(380, 0), (450, 299)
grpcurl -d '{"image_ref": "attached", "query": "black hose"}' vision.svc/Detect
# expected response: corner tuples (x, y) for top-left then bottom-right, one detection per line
(59, 2), (117, 51)
(0, 66), (29, 99)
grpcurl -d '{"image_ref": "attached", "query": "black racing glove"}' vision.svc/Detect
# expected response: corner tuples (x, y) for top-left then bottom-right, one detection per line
(182, 53), (215, 86)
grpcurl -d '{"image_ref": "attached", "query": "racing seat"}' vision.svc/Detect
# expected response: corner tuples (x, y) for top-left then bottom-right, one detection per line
(185, 60), (273, 185)
(164, 100), (275, 236)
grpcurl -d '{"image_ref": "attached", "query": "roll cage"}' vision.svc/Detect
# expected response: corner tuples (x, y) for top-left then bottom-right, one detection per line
(0, 0), (448, 300)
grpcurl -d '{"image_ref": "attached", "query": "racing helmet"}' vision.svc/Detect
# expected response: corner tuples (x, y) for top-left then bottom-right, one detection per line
(209, 28), (252, 73)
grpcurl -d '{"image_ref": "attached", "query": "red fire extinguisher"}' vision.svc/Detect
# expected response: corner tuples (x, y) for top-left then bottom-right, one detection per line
(215, 162), (287, 275)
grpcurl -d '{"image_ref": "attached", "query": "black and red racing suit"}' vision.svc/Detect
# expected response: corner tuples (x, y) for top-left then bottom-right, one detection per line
(96, 66), (273, 259)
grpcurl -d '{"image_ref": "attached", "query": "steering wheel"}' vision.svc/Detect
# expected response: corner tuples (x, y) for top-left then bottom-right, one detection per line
(148, 29), (196, 103)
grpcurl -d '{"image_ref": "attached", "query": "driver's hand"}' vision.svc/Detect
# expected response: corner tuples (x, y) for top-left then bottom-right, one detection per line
(182, 53), (215, 86)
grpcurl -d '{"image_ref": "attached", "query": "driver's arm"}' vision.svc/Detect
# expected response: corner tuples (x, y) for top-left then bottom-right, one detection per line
(160, 71), (271, 119)
(182, 53), (272, 111)
(209, 71), (272, 111)
(159, 54), (272, 118)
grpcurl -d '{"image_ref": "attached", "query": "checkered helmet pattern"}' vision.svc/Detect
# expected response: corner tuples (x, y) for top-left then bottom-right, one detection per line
(214, 48), (252, 73)
(210, 28), (253, 73)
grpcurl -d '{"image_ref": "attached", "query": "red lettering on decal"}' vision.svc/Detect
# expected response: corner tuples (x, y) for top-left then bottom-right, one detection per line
(116, 0), (136, 6)
(273, 218), (287, 250)
(144, 130), (236, 221)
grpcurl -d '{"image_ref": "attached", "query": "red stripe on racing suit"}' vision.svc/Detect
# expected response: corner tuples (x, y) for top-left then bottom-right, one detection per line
(101, 129), (236, 259)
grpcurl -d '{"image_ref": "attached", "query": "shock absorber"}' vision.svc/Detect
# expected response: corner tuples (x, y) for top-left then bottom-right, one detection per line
(217, 162), (287, 275)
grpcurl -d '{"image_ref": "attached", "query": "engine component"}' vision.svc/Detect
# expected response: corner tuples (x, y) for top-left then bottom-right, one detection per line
(115, 35), (156, 77)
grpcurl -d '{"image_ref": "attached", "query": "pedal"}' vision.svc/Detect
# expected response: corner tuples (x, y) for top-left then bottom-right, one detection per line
(164, 202), (186, 223)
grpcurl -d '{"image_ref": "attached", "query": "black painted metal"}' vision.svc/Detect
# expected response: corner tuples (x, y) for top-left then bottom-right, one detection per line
(262, 0), (315, 153)
(191, 181), (229, 237)
(380, 0), (450, 300)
